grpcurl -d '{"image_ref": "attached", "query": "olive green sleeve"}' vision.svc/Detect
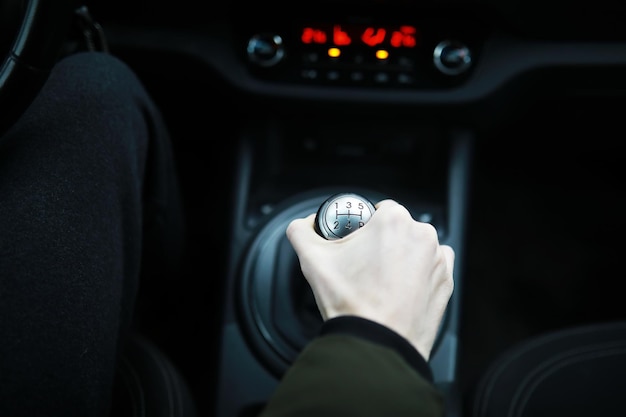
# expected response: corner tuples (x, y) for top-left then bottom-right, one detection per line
(258, 334), (445, 417)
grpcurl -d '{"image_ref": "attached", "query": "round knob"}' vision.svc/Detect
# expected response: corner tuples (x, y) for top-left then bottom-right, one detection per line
(433, 40), (472, 76)
(246, 33), (285, 67)
(314, 193), (376, 240)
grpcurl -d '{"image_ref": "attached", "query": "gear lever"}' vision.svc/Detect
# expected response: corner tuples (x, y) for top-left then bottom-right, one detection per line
(314, 192), (376, 240)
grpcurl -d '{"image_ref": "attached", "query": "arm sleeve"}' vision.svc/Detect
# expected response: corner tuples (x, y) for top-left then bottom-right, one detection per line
(319, 315), (434, 381)
(258, 316), (444, 417)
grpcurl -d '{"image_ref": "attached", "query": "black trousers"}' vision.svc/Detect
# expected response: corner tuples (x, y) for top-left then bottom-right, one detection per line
(0, 52), (184, 417)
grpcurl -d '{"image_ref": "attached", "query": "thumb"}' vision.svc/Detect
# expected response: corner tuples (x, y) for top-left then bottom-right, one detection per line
(285, 213), (318, 253)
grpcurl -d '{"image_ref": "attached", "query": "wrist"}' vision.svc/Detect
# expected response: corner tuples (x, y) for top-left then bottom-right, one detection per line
(319, 315), (434, 383)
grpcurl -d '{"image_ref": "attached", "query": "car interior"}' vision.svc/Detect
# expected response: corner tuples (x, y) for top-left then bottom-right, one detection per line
(2, 0), (626, 416)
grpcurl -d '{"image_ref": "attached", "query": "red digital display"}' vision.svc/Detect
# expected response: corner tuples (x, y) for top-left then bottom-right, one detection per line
(301, 24), (420, 49)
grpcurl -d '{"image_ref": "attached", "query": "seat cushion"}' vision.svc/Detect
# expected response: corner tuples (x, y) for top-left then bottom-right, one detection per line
(111, 334), (198, 417)
(471, 321), (626, 417)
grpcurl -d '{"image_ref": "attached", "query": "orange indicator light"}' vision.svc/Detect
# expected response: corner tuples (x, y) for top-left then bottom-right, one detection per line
(375, 49), (389, 60)
(328, 47), (341, 58)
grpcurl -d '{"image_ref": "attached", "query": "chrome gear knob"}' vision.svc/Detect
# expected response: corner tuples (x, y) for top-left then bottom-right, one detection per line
(314, 193), (376, 240)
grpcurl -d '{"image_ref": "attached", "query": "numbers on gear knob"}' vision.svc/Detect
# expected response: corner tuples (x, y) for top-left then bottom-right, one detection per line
(314, 193), (376, 240)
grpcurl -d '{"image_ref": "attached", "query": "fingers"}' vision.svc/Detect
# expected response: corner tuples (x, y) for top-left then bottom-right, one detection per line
(440, 244), (456, 297)
(373, 200), (456, 287)
(440, 244), (455, 275)
(374, 198), (401, 210)
(369, 199), (413, 233)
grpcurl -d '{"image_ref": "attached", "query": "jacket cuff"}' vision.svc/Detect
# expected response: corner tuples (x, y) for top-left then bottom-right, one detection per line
(319, 316), (434, 383)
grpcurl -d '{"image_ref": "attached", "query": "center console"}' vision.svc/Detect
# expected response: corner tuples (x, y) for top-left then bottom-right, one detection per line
(214, 115), (473, 417)
(208, 5), (479, 417)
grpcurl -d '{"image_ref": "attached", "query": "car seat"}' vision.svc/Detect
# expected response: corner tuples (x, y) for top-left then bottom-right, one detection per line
(470, 321), (626, 417)
(110, 333), (197, 417)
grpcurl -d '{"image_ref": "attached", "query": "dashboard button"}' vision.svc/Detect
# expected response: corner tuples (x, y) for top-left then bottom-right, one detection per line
(433, 40), (472, 75)
(247, 33), (285, 67)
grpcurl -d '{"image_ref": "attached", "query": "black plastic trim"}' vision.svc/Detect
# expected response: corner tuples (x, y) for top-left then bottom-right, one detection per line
(105, 25), (626, 107)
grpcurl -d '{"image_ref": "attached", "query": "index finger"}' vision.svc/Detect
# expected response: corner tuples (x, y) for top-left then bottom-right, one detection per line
(374, 199), (400, 210)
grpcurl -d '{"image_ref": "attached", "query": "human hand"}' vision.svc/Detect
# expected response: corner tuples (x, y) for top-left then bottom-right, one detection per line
(285, 199), (455, 361)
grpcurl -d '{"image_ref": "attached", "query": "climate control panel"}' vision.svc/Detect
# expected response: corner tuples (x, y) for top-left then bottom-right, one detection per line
(242, 17), (483, 89)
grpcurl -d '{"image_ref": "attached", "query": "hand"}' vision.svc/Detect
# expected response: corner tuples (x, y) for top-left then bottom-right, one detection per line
(286, 199), (455, 361)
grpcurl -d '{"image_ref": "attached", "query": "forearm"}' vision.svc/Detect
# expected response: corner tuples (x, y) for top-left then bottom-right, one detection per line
(259, 317), (444, 417)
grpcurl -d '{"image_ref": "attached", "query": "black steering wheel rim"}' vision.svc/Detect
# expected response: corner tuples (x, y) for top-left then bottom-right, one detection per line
(0, 0), (80, 136)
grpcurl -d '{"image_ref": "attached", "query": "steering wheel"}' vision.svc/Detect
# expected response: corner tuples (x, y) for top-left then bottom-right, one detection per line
(0, 0), (80, 136)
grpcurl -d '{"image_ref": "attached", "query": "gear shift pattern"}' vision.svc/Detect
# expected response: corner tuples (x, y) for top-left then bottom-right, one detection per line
(314, 192), (376, 240)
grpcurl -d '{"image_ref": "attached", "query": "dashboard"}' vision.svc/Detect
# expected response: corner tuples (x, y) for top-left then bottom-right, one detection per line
(93, 0), (626, 132)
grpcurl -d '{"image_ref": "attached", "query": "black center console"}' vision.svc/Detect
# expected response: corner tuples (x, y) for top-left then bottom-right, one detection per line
(214, 114), (473, 417)
(208, 6), (479, 417)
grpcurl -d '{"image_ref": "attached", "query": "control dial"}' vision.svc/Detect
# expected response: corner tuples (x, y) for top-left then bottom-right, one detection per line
(314, 193), (376, 240)
(246, 33), (285, 67)
(433, 40), (472, 76)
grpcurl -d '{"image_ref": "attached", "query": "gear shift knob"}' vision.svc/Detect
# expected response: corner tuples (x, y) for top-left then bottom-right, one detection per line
(314, 193), (376, 240)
